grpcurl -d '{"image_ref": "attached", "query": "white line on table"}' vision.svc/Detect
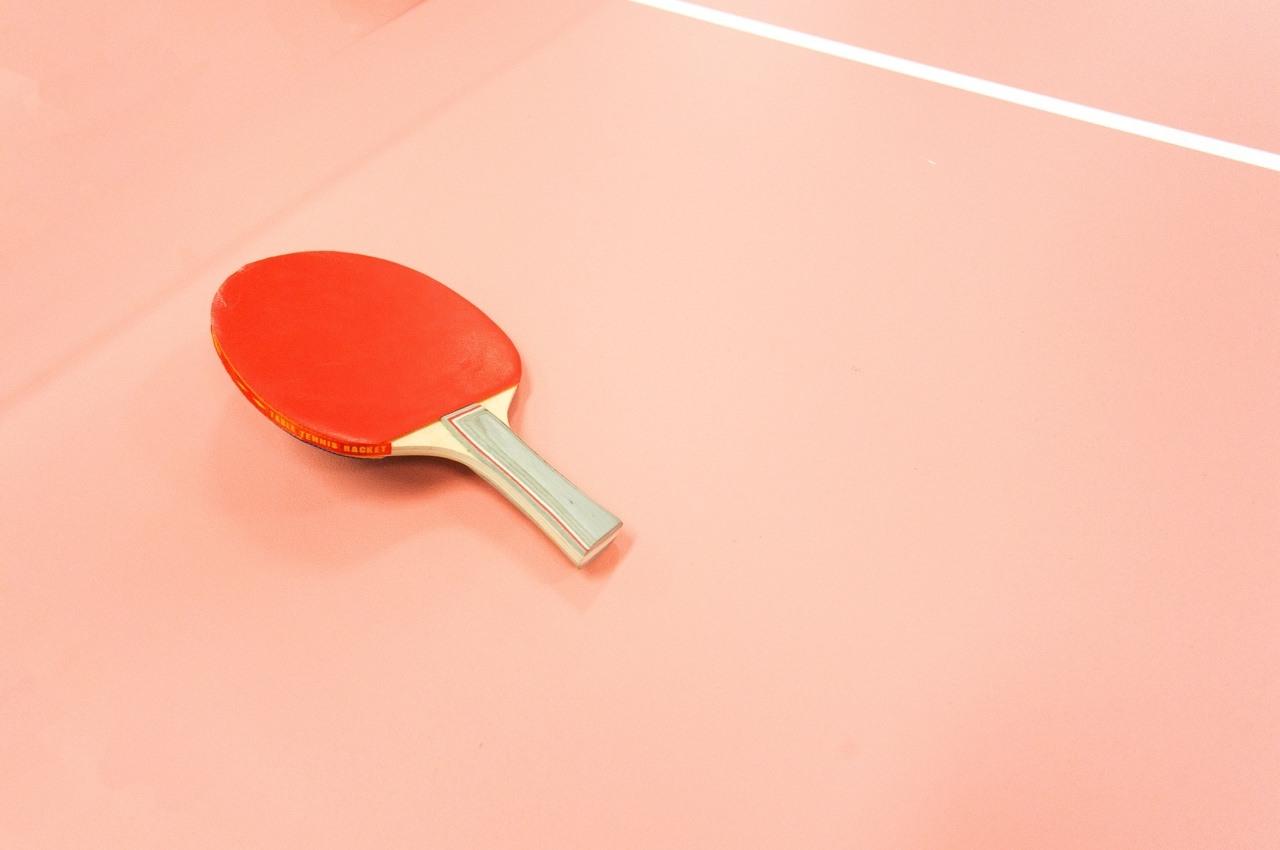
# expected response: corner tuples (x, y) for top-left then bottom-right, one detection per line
(630, 0), (1280, 173)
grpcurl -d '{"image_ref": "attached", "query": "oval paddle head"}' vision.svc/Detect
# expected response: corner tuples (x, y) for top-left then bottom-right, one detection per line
(211, 251), (521, 456)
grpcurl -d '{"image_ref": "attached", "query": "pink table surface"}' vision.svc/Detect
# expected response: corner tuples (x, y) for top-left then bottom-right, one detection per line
(3, 2), (1278, 848)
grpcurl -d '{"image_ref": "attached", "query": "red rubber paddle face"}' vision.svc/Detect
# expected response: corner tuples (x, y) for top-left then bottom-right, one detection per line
(211, 251), (521, 456)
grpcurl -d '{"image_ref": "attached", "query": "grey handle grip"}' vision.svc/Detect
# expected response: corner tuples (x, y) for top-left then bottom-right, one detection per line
(443, 406), (621, 565)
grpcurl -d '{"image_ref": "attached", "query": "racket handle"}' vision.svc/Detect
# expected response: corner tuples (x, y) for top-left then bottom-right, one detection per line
(444, 406), (621, 566)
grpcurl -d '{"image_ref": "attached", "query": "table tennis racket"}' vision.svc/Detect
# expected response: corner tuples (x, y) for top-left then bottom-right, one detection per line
(211, 251), (621, 565)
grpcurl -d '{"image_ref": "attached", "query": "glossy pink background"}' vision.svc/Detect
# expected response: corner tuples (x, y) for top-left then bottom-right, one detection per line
(3, 2), (1278, 847)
